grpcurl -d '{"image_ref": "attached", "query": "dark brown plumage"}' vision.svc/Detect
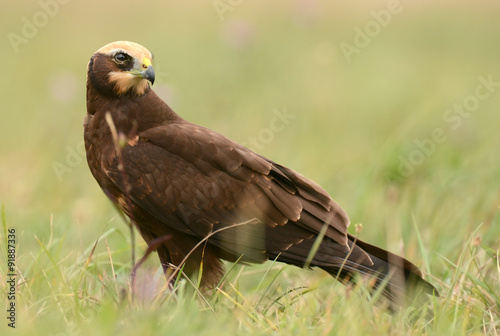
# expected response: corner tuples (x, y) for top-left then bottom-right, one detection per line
(84, 41), (438, 306)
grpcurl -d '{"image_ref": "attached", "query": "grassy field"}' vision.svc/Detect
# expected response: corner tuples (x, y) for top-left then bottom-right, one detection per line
(1, 1), (499, 335)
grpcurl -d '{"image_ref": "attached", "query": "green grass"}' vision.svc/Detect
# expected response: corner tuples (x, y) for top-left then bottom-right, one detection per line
(1, 1), (500, 335)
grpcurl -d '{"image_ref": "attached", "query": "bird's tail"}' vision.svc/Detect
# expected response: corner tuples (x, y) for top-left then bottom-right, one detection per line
(317, 235), (439, 306)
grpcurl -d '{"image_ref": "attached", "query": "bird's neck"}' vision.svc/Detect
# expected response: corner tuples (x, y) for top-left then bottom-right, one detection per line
(86, 82), (182, 138)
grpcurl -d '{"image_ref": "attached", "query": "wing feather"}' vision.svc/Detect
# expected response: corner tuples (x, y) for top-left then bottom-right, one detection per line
(103, 121), (352, 262)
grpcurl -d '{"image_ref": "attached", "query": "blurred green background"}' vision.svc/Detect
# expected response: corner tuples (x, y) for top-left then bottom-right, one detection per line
(1, 0), (499, 334)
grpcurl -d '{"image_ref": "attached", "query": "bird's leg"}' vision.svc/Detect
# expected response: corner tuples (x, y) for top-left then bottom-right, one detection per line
(130, 235), (172, 300)
(129, 221), (136, 285)
(156, 244), (179, 289)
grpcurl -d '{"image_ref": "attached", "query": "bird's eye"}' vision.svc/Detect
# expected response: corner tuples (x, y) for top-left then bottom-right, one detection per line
(114, 52), (128, 63)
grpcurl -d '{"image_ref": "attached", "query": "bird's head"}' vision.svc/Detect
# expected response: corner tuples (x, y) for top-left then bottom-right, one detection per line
(88, 41), (155, 97)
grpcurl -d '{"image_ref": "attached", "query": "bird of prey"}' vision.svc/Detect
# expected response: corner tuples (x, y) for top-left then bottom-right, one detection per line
(84, 41), (437, 305)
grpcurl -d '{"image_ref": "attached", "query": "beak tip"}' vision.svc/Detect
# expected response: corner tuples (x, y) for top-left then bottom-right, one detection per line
(142, 65), (155, 86)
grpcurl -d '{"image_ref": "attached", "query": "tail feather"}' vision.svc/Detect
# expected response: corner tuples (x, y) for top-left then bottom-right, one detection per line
(272, 234), (438, 307)
(320, 235), (439, 306)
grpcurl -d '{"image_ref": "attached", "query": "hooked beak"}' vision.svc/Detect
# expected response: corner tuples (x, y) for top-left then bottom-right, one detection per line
(141, 65), (155, 85)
